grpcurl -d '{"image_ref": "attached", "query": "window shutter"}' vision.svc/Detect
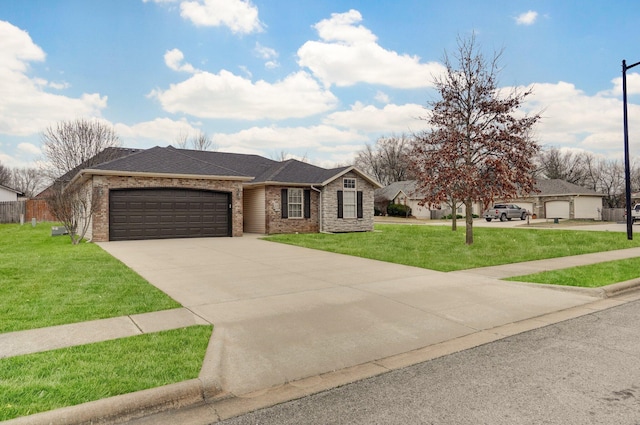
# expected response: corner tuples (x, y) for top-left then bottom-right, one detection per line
(281, 188), (288, 219)
(304, 189), (311, 219)
(357, 191), (363, 218)
(337, 190), (343, 218)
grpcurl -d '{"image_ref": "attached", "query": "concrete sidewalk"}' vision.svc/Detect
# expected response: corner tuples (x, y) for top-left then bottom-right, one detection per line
(4, 235), (640, 425)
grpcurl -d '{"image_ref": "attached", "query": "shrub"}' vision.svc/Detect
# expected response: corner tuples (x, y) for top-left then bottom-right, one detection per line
(387, 203), (411, 217)
(443, 213), (479, 219)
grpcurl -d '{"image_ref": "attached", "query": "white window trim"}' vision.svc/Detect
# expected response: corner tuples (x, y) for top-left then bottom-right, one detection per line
(342, 178), (357, 219)
(288, 188), (303, 219)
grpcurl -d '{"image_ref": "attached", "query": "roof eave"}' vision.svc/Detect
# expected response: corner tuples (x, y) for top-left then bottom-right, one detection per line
(321, 166), (383, 188)
(75, 169), (253, 183)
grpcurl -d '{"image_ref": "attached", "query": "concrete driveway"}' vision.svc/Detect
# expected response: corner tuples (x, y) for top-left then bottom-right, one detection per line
(98, 235), (598, 396)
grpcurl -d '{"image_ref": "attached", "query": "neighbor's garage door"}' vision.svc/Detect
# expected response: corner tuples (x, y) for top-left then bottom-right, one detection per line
(109, 188), (230, 241)
(545, 200), (570, 219)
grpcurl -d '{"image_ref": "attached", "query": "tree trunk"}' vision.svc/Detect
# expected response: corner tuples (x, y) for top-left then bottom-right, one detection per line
(465, 199), (474, 245)
(450, 197), (457, 231)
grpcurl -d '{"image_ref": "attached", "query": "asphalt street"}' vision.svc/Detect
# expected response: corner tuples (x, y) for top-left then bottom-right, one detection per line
(218, 299), (640, 425)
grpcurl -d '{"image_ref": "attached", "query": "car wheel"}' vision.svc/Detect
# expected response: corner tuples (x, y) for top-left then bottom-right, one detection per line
(500, 213), (507, 222)
(485, 218), (492, 222)
(521, 212), (527, 220)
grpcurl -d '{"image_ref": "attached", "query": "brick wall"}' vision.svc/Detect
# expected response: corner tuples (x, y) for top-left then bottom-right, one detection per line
(91, 175), (244, 242)
(322, 171), (375, 233)
(264, 185), (320, 234)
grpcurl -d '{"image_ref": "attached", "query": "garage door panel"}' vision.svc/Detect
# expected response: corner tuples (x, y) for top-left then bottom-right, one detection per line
(109, 188), (230, 241)
(545, 201), (570, 219)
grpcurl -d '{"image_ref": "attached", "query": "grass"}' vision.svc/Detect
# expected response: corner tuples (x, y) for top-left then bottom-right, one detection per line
(0, 223), (180, 333)
(504, 257), (640, 288)
(0, 223), (211, 420)
(0, 325), (212, 421)
(264, 224), (640, 272)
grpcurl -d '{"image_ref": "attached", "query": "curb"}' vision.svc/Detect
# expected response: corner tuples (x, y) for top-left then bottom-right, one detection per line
(5, 282), (640, 424)
(3, 325), (226, 425)
(3, 379), (207, 425)
(600, 277), (640, 297)
(506, 278), (640, 299)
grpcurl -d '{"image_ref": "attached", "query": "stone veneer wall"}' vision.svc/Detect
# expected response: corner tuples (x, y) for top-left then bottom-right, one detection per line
(264, 185), (320, 234)
(322, 171), (375, 233)
(90, 175), (244, 242)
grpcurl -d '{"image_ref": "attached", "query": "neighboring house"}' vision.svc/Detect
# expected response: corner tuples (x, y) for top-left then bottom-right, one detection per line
(374, 180), (481, 219)
(514, 179), (604, 220)
(0, 185), (23, 202)
(62, 146), (380, 242)
(375, 179), (604, 220)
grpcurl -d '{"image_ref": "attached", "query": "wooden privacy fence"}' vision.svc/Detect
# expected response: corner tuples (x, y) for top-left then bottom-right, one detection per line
(0, 200), (55, 224)
(601, 208), (625, 223)
(0, 201), (26, 223)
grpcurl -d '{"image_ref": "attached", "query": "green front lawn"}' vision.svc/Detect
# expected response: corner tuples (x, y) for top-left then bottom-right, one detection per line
(264, 224), (640, 272)
(0, 326), (212, 421)
(504, 257), (640, 288)
(0, 223), (210, 420)
(0, 223), (180, 333)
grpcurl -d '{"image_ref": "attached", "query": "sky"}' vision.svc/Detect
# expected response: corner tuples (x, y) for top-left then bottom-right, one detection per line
(2, 0), (640, 169)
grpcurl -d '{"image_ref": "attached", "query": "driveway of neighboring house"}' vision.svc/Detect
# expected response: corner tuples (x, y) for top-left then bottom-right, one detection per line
(98, 235), (598, 396)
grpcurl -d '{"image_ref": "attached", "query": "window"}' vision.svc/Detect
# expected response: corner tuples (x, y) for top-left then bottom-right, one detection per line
(342, 178), (357, 218)
(288, 188), (303, 218)
(343, 178), (356, 189)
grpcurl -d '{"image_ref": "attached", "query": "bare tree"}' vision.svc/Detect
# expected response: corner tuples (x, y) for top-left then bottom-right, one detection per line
(174, 130), (190, 149)
(535, 147), (589, 185)
(192, 131), (214, 151)
(46, 180), (103, 245)
(41, 118), (121, 179)
(355, 134), (414, 186)
(411, 35), (540, 245)
(0, 161), (11, 186)
(11, 167), (45, 198)
(174, 130), (215, 151)
(271, 150), (309, 163)
(581, 156), (626, 208)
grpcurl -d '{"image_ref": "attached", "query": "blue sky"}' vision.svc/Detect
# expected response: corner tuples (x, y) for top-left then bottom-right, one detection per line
(2, 0), (640, 169)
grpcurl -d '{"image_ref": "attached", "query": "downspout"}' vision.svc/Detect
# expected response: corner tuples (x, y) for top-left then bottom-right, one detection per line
(311, 185), (323, 233)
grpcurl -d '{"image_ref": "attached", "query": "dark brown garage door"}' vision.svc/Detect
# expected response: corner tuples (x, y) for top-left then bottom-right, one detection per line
(109, 188), (231, 241)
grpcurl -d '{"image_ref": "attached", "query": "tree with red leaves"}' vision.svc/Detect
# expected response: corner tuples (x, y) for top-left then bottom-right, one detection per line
(411, 35), (541, 245)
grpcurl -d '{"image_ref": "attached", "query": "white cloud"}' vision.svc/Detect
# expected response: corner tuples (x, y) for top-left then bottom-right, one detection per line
(179, 0), (263, 34)
(115, 118), (200, 146)
(0, 21), (107, 136)
(324, 102), (428, 133)
(151, 70), (338, 120)
(255, 43), (277, 60)
(607, 72), (640, 96)
(515, 10), (538, 26)
(518, 80), (640, 156)
(164, 48), (196, 73)
(314, 9), (377, 44)
(255, 42), (280, 69)
(374, 90), (390, 104)
(212, 125), (367, 152)
(297, 10), (446, 88)
(265, 61), (280, 70)
(17, 142), (41, 155)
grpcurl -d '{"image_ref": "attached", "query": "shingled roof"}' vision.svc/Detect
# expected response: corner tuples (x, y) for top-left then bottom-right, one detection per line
(375, 178), (602, 201)
(87, 146), (249, 179)
(374, 180), (420, 201)
(72, 146), (379, 187)
(534, 179), (601, 196)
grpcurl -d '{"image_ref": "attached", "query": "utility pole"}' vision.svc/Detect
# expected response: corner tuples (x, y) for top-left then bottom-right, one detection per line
(622, 59), (640, 240)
